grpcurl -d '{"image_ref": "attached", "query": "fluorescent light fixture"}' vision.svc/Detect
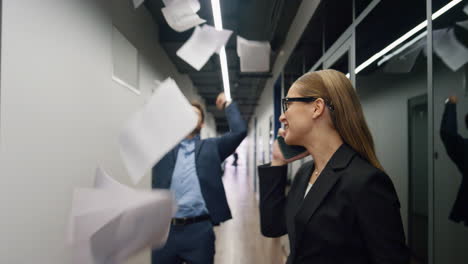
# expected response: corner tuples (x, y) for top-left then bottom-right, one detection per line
(432, 0), (463, 19)
(355, 0), (463, 74)
(355, 21), (427, 74)
(377, 31), (428, 67)
(211, 0), (223, 30)
(219, 47), (232, 101)
(211, 0), (232, 101)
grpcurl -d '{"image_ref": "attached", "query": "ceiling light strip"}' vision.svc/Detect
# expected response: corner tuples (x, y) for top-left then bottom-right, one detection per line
(211, 0), (231, 101)
(355, 0), (462, 74)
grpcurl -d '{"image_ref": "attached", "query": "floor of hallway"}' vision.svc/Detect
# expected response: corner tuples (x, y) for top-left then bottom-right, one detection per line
(213, 158), (285, 264)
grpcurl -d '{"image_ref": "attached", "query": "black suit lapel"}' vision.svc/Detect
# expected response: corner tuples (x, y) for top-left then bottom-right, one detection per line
(288, 162), (314, 252)
(291, 163), (314, 213)
(294, 168), (341, 247)
(293, 144), (357, 248)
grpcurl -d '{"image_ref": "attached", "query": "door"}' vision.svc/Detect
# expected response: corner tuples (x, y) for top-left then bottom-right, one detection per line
(408, 94), (428, 264)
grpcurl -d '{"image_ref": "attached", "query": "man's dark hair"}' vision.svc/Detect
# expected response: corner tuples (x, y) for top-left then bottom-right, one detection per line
(191, 101), (205, 123)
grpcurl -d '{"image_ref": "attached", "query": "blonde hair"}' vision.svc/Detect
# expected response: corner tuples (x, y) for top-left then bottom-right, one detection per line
(294, 69), (384, 171)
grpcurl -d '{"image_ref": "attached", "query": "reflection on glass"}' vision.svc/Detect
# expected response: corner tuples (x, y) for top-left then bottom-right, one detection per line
(355, 0), (373, 18)
(439, 96), (467, 224)
(328, 52), (349, 75)
(432, 0), (468, 263)
(322, 0), (352, 50)
(356, 1), (428, 263)
(308, 0), (352, 51)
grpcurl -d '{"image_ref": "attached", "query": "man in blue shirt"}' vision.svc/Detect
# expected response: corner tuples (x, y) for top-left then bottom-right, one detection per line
(152, 92), (247, 264)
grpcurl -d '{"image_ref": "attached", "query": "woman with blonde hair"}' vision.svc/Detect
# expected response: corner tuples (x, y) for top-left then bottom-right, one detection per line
(259, 69), (409, 264)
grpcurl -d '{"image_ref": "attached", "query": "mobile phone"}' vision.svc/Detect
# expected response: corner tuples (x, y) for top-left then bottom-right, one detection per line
(277, 136), (308, 160)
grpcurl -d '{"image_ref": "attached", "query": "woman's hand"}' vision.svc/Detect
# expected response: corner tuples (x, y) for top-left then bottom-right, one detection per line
(271, 140), (288, 166)
(271, 129), (309, 166)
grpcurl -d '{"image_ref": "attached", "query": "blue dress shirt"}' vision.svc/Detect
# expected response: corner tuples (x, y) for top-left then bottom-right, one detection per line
(170, 135), (209, 218)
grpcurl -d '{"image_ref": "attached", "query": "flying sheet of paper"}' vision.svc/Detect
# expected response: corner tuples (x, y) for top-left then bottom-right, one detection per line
(90, 193), (174, 264)
(162, 0), (173, 6)
(162, 0), (200, 11)
(433, 28), (468, 72)
(456, 20), (468, 31)
(94, 167), (133, 193)
(161, 0), (205, 32)
(132, 0), (145, 9)
(206, 25), (233, 55)
(237, 36), (271, 72)
(383, 39), (424, 73)
(177, 25), (233, 70)
(69, 167), (176, 264)
(119, 78), (198, 184)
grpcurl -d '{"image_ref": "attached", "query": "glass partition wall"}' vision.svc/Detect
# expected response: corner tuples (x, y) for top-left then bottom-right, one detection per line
(431, 1), (468, 263)
(355, 1), (429, 263)
(307, 0), (468, 263)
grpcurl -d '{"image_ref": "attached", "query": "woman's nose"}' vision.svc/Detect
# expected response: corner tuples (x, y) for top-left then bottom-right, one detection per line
(279, 113), (286, 123)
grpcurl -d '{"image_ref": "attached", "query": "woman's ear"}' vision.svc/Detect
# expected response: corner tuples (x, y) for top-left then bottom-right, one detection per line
(311, 98), (326, 119)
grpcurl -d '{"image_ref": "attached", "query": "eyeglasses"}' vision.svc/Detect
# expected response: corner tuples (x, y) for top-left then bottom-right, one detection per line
(281, 97), (334, 113)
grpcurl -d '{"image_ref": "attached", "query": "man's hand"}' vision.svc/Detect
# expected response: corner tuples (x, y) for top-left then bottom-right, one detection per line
(216, 92), (231, 110)
(448, 96), (458, 104)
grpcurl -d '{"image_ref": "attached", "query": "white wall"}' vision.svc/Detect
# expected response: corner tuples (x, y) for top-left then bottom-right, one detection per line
(0, 0), (213, 263)
(248, 81), (274, 190)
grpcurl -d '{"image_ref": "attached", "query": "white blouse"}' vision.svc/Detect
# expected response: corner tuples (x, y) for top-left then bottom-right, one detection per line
(304, 182), (313, 198)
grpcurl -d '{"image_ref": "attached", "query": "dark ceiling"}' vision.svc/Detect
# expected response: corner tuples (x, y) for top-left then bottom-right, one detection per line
(282, 0), (355, 92)
(145, 0), (302, 132)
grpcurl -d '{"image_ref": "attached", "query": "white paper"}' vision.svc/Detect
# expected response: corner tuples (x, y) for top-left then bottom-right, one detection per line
(456, 20), (468, 31)
(132, 0), (145, 9)
(433, 28), (468, 72)
(119, 78), (198, 184)
(162, 0), (174, 6)
(90, 194), (174, 264)
(177, 25), (233, 70)
(205, 25), (233, 55)
(237, 36), (271, 72)
(161, 0), (205, 32)
(94, 167), (132, 193)
(69, 189), (123, 243)
(383, 39), (424, 73)
(163, 0), (201, 12)
(69, 167), (176, 264)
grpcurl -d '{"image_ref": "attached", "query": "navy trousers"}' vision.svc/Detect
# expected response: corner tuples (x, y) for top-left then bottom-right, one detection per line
(152, 220), (215, 264)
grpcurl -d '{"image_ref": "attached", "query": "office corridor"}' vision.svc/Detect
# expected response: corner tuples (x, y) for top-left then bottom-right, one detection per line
(214, 156), (285, 264)
(3, 1), (468, 263)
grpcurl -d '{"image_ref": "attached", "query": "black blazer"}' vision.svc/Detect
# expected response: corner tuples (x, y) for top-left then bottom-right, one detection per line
(258, 144), (409, 264)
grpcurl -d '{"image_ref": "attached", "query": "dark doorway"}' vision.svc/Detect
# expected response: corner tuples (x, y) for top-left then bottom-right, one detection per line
(408, 94), (428, 264)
